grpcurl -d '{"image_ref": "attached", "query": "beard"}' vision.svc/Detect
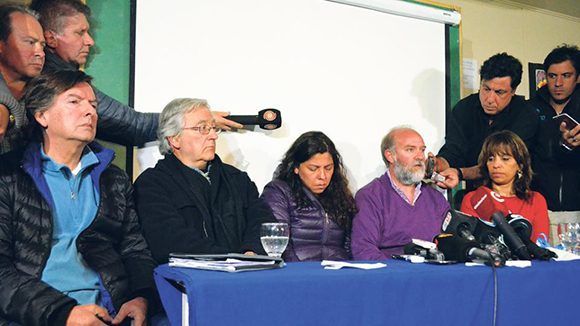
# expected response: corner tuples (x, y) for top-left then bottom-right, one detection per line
(393, 159), (426, 185)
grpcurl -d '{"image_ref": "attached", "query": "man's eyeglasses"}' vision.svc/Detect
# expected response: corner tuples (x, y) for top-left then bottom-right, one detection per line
(182, 125), (222, 135)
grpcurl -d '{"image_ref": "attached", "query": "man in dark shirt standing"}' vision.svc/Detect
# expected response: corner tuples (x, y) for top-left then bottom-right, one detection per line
(528, 44), (580, 211)
(435, 53), (539, 192)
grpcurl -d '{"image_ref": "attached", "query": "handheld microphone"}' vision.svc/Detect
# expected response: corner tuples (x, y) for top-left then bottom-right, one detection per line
(469, 186), (509, 222)
(491, 212), (531, 260)
(228, 109), (282, 130)
(434, 233), (504, 266)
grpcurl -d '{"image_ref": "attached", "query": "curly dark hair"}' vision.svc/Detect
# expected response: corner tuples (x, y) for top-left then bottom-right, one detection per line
(543, 44), (579, 74)
(480, 52), (523, 90)
(477, 130), (532, 201)
(275, 131), (357, 229)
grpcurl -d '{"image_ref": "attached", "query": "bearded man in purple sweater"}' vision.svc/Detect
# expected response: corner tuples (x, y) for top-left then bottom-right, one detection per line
(352, 126), (450, 260)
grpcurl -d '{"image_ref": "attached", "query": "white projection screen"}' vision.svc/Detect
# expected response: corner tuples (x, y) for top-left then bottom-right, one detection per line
(134, 0), (449, 192)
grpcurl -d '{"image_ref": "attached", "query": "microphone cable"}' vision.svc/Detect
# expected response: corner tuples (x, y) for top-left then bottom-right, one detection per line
(491, 264), (498, 326)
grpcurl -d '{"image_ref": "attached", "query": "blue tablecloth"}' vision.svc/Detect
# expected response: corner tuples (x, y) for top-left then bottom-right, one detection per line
(154, 260), (580, 326)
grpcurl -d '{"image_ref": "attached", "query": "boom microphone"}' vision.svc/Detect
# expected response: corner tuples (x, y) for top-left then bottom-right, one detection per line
(228, 109), (282, 130)
(491, 212), (531, 260)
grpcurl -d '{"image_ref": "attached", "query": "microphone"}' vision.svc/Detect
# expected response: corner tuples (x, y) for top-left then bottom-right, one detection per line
(491, 212), (531, 260)
(228, 109), (282, 130)
(434, 233), (504, 266)
(508, 214), (557, 261)
(469, 186), (509, 222)
(441, 209), (478, 241)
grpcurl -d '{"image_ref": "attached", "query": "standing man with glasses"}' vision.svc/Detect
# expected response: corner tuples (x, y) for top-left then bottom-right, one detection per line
(134, 98), (274, 265)
(434, 53), (539, 194)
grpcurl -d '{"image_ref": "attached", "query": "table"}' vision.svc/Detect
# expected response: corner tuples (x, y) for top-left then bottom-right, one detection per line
(154, 260), (580, 326)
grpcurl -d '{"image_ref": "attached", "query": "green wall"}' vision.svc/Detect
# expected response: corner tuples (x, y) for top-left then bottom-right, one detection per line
(85, 0), (131, 170)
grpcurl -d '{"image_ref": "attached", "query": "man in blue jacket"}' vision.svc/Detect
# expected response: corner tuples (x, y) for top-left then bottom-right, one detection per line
(0, 69), (157, 325)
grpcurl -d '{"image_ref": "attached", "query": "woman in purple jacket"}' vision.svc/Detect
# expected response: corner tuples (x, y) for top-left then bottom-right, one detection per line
(261, 131), (357, 261)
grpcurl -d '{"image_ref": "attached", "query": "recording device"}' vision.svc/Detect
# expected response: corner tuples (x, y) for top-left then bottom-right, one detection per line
(491, 212), (531, 260)
(425, 156), (446, 183)
(228, 108), (282, 130)
(441, 209), (478, 241)
(403, 243), (448, 263)
(434, 233), (504, 267)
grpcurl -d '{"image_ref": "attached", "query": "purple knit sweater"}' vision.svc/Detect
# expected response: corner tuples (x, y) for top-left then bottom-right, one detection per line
(351, 172), (450, 260)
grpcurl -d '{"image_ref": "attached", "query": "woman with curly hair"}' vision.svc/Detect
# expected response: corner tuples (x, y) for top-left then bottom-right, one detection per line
(261, 131), (357, 261)
(461, 130), (550, 242)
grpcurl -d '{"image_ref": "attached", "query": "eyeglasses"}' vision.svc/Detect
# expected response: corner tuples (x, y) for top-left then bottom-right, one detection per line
(182, 125), (222, 135)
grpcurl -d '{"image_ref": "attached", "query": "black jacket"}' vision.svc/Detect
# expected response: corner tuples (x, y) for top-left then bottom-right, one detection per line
(438, 93), (539, 168)
(43, 51), (159, 146)
(528, 84), (580, 211)
(134, 154), (275, 264)
(0, 143), (157, 326)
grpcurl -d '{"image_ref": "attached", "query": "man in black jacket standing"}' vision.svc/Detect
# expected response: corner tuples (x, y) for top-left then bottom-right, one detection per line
(134, 98), (275, 264)
(528, 44), (580, 211)
(0, 70), (156, 325)
(434, 53), (539, 193)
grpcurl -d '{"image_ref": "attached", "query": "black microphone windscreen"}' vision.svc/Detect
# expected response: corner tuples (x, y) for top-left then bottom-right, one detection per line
(435, 234), (477, 262)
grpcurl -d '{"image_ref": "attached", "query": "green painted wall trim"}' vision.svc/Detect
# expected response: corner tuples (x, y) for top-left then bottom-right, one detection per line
(448, 25), (460, 108)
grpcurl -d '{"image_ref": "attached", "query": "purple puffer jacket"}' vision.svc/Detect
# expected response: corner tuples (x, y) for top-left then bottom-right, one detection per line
(261, 180), (350, 261)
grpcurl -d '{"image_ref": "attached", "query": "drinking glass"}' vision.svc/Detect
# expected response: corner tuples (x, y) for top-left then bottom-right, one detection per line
(260, 223), (289, 258)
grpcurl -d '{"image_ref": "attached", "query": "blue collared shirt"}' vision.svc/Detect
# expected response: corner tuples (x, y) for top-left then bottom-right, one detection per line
(40, 146), (101, 305)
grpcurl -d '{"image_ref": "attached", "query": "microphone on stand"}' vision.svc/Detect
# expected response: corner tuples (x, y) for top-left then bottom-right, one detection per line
(469, 187), (532, 260)
(434, 233), (504, 267)
(441, 209), (478, 241)
(228, 109), (282, 130)
(491, 212), (531, 260)
(508, 215), (557, 260)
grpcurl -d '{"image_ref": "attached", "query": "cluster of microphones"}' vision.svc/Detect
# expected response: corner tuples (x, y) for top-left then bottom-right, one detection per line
(405, 187), (557, 267)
